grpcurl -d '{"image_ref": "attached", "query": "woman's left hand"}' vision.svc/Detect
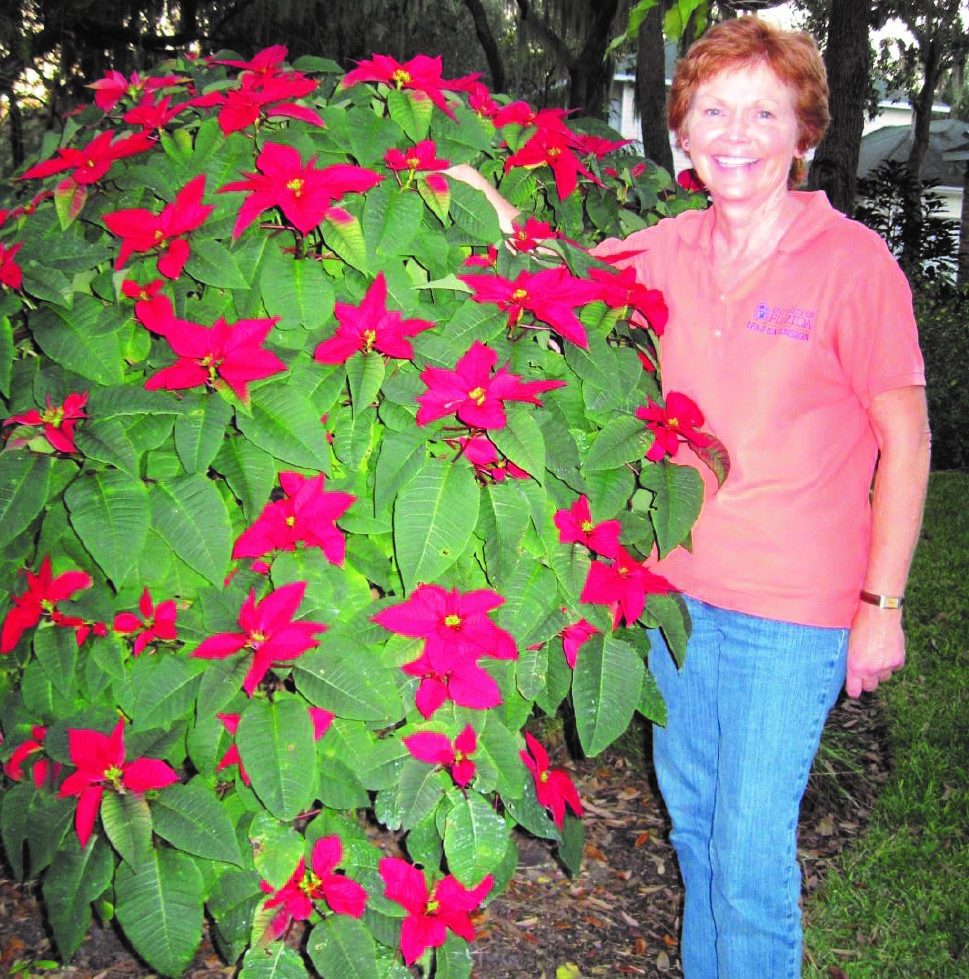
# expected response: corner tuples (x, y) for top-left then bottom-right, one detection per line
(845, 602), (905, 697)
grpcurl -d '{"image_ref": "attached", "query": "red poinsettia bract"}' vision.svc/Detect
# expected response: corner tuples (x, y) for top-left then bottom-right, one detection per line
(520, 731), (583, 829)
(143, 309), (286, 402)
(384, 139), (450, 175)
(560, 618), (599, 669)
(340, 54), (479, 120)
(2, 724), (61, 788)
(416, 340), (565, 430)
(191, 580), (326, 696)
(113, 587), (177, 656)
(59, 719), (179, 848)
(379, 857), (493, 965)
(589, 265), (669, 334)
(313, 272), (435, 364)
(260, 836), (368, 939)
(19, 129), (153, 186)
(0, 242), (24, 289)
(458, 436), (529, 482)
(553, 495), (621, 559)
(0, 556), (93, 654)
(636, 391), (714, 462)
(373, 583), (518, 718)
(580, 545), (673, 629)
(232, 471), (355, 567)
(220, 141), (382, 238)
(458, 266), (601, 349)
(102, 174), (214, 279)
(3, 391), (88, 453)
(404, 724), (478, 788)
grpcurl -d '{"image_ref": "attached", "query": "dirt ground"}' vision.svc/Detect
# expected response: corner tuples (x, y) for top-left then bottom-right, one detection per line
(0, 693), (888, 979)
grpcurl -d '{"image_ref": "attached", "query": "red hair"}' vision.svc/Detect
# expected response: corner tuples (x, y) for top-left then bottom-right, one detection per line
(667, 17), (829, 186)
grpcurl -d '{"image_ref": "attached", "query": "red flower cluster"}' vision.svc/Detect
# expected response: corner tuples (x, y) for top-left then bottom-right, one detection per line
(520, 731), (583, 829)
(314, 273), (435, 364)
(232, 471), (355, 569)
(373, 584), (518, 718)
(379, 857), (492, 964)
(3, 724), (60, 788)
(193, 45), (324, 134)
(0, 242), (23, 289)
(59, 719), (179, 847)
(103, 174), (213, 279)
(260, 836), (368, 939)
(191, 581), (326, 696)
(416, 340), (565, 430)
(404, 723), (478, 787)
(0, 556), (93, 654)
(3, 391), (88, 453)
(637, 391), (714, 462)
(580, 544), (673, 629)
(221, 142), (383, 238)
(19, 129), (153, 187)
(112, 587), (177, 656)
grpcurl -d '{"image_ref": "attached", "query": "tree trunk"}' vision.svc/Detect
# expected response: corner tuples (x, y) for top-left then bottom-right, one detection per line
(900, 36), (942, 275)
(806, 0), (869, 214)
(958, 158), (969, 289)
(2, 89), (25, 172)
(462, 0), (506, 93)
(636, 1), (674, 174)
(567, 0), (620, 117)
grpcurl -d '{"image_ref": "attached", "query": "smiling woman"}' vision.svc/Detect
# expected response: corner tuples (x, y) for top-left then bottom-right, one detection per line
(592, 15), (930, 979)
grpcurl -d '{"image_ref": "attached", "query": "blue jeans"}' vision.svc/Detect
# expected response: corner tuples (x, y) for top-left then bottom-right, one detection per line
(650, 596), (848, 979)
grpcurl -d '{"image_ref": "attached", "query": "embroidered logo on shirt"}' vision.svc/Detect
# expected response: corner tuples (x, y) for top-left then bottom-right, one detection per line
(746, 302), (816, 342)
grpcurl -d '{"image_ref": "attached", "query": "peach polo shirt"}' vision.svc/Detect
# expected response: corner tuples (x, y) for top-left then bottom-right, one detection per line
(595, 191), (925, 628)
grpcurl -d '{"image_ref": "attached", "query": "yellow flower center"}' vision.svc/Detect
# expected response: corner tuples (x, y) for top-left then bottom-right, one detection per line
(41, 406), (65, 427)
(581, 520), (594, 533)
(392, 69), (412, 88)
(103, 765), (124, 790)
(363, 328), (377, 352)
(444, 614), (462, 628)
(406, 155), (420, 169)
(427, 899), (439, 913)
(468, 386), (487, 407)
(667, 416), (680, 429)
(154, 229), (165, 244)
(511, 288), (528, 302)
(300, 871), (322, 897)
(285, 515), (296, 527)
(287, 177), (304, 197)
(548, 147), (562, 160)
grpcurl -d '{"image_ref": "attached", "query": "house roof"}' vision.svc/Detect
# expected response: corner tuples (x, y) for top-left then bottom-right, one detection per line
(858, 119), (969, 188)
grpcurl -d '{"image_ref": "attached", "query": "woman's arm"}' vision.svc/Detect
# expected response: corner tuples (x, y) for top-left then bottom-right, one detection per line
(845, 384), (931, 697)
(445, 164), (519, 234)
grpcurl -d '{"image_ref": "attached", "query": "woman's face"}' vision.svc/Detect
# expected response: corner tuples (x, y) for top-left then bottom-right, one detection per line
(682, 61), (801, 209)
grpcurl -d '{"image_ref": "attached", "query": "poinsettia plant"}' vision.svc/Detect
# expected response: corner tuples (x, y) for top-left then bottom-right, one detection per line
(0, 44), (716, 979)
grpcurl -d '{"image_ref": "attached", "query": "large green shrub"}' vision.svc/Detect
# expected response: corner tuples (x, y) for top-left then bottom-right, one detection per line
(0, 48), (713, 977)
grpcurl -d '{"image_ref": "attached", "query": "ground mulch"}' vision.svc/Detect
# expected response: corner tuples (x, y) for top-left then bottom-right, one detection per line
(0, 693), (889, 979)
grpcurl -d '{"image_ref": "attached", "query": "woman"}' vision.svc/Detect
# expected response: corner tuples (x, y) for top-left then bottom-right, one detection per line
(590, 17), (930, 979)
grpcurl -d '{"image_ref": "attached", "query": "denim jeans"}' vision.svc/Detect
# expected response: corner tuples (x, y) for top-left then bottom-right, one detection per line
(650, 596), (849, 979)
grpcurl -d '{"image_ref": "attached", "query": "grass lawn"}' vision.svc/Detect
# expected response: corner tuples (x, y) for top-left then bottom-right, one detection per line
(804, 471), (969, 978)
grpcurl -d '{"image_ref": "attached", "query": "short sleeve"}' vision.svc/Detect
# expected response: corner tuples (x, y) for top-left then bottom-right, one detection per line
(833, 235), (925, 407)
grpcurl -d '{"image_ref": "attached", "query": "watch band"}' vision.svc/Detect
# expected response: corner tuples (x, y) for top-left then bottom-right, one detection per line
(859, 590), (905, 610)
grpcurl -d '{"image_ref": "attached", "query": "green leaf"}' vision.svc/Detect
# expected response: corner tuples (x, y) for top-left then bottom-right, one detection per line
(239, 944), (309, 979)
(558, 814), (585, 878)
(0, 315), (13, 397)
(115, 848), (204, 977)
(373, 426), (426, 515)
(307, 916), (379, 979)
(364, 181), (424, 263)
(0, 451), (51, 544)
(345, 352), (384, 419)
(30, 296), (124, 384)
(214, 436), (276, 519)
(74, 417), (140, 475)
(238, 382), (332, 472)
(248, 812), (304, 889)
(152, 474), (233, 586)
(394, 455), (479, 591)
(478, 480), (530, 582)
(448, 180), (502, 242)
(582, 414), (648, 472)
(637, 667), (667, 725)
(443, 793), (510, 886)
(293, 645), (403, 721)
(572, 634), (644, 756)
(491, 404), (547, 482)
(42, 834), (115, 960)
(100, 790), (154, 867)
(121, 655), (204, 732)
(387, 88), (432, 143)
(645, 591), (691, 669)
(260, 248), (336, 329)
(184, 238), (250, 289)
(639, 462), (704, 558)
(374, 757), (448, 831)
(174, 392), (234, 474)
(33, 625), (78, 700)
(236, 698), (316, 820)
(64, 469), (150, 585)
(435, 934), (474, 978)
(150, 780), (244, 866)
(322, 211), (369, 273)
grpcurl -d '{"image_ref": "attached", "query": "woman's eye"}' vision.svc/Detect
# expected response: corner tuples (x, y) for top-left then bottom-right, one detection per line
(704, 107), (720, 117)
(758, 110), (774, 120)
